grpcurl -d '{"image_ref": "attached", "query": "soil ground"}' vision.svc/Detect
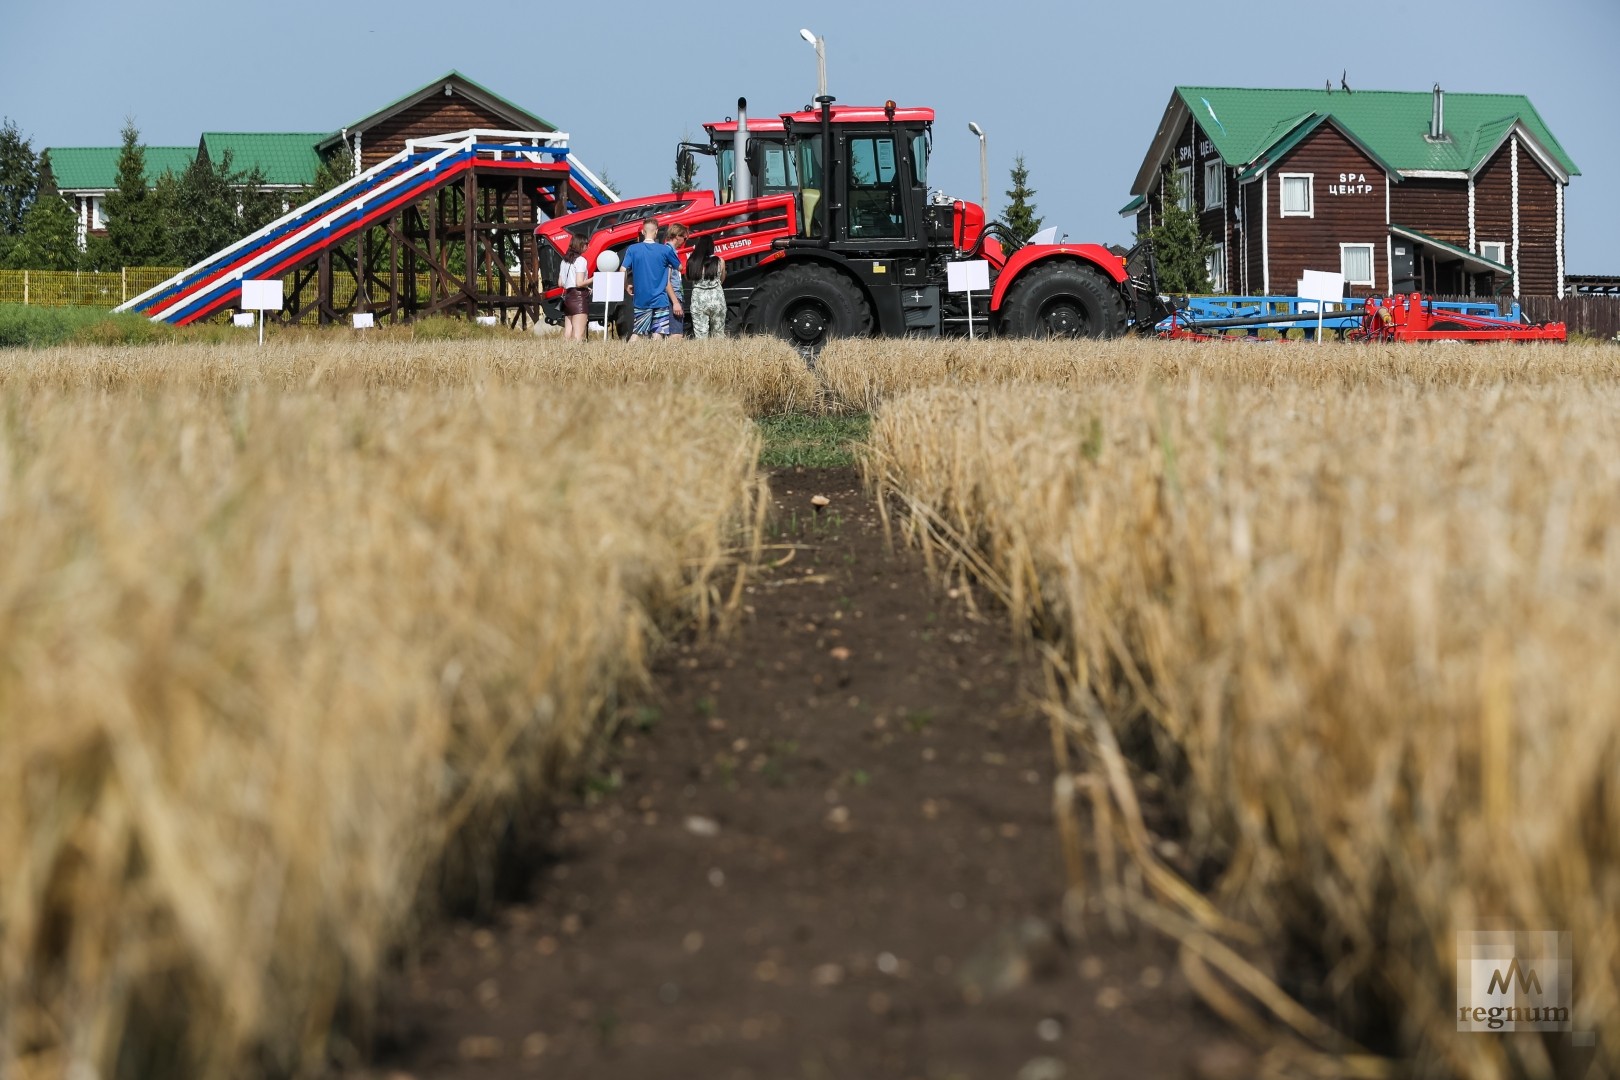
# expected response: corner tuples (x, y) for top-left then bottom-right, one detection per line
(367, 467), (1233, 1080)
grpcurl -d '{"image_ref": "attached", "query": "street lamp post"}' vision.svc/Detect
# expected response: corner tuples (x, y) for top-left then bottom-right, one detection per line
(968, 122), (989, 218)
(798, 28), (827, 100)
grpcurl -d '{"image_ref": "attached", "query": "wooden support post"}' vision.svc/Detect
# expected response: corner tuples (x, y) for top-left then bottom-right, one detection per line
(465, 167), (477, 321)
(318, 250), (333, 326)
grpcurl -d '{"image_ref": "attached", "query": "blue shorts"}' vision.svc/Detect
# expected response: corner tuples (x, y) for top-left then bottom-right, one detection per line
(633, 306), (673, 337)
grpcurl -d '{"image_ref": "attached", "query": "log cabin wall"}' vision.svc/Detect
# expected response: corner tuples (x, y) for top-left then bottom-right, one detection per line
(1263, 126), (1391, 297)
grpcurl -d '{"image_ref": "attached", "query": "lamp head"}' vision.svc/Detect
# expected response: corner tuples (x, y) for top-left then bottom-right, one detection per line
(968, 121), (984, 139)
(799, 28), (818, 45)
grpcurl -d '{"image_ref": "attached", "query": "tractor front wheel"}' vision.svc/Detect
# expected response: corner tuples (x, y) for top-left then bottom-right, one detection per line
(1000, 263), (1126, 339)
(749, 264), (873, 352)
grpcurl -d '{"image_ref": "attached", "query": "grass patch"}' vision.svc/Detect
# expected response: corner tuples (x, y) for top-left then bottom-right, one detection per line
(757, 413), (871, 468)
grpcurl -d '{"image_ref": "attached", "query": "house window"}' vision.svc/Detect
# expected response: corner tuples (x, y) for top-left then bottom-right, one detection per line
(1478, 240), (1507, 266)
(1207, 242), (1226, 292)
(1175, 165), (1194, 212)
(1280, 173), (1313, 217)
(1203, 161), (1224, 209)
(1340, 243), (1375, 287)
(91, 197), (107, 230)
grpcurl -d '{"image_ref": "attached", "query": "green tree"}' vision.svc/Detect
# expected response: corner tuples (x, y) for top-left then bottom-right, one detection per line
(309, 150), (355, 198)
(1143, 169), (1213, 293)
(10, 151), (79, 270)
(160, 149), (242, 266)
(999, 154), (1043, 245)
(0, 117), (39, 264)
(104, 120), (170, 265)
(237, 165), (283, 236)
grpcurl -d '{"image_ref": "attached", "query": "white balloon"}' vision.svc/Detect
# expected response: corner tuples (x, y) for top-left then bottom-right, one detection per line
(595, 249), (620, 273)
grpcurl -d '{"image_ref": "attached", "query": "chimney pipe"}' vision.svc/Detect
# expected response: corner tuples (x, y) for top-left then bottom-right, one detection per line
(733, 97), (752, 203)
(1431, 84), (1444, 139)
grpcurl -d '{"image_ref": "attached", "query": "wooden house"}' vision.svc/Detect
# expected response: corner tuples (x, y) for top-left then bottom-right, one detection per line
(1121, 86), (1579, 298)
(45, 145), (195, 247)
(316, 71), (556, 173)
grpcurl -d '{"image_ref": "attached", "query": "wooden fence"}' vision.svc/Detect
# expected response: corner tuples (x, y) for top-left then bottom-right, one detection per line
(1520, 295), (1620, 340)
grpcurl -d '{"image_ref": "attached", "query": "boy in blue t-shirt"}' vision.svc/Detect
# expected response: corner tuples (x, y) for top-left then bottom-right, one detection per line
(620, 216), (683, 340)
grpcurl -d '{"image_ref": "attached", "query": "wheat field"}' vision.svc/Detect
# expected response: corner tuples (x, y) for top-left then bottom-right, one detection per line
(0, 346), (765, 1078)
(862, 341), (1620, 1079)
(5, 332), (1618, 1079)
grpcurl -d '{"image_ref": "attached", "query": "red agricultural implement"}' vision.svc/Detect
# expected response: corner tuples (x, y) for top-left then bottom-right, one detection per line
(1346, 293), (1566, 342)
(537, 97), (1167, 348)
(1157, 293), (1566, 343)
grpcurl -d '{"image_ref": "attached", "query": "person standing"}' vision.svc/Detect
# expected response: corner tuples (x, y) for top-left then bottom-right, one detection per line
(557, 233), (593, 341)
(621, 215), (682, 341)
(689, 254), (728, 339)
(663, 222), (690, 340)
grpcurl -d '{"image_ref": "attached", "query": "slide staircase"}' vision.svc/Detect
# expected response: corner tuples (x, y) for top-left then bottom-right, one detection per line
(117, 130), (616, 326)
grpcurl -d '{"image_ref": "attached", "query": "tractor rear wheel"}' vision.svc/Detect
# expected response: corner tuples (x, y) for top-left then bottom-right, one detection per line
(749, 264), (873, 351)
(1000, 262), (1126, 339)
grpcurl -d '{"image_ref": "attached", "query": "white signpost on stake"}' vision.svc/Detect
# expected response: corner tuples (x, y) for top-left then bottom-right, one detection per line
(1297, 269), (1345, 344)
(240, 279), (284, 346)
(592, 271), (626, 341)
(946, 259), (992, 340)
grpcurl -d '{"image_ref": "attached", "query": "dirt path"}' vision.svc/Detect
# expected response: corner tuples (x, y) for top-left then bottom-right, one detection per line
(370, 468), (1230, 1080)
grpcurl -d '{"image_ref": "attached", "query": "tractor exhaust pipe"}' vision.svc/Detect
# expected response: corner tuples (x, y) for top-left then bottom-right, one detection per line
(734, 97), (752, 203)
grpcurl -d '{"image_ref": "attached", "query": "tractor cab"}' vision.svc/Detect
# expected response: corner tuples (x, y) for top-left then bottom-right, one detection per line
(778, 102), (936, 250)
(700, 117), (794, 202)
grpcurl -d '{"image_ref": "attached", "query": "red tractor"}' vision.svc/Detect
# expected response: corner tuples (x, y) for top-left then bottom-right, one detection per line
(537, 97), (1163, 347)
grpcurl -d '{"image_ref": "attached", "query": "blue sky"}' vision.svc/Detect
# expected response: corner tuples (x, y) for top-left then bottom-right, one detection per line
(4, 0), (1615, 273)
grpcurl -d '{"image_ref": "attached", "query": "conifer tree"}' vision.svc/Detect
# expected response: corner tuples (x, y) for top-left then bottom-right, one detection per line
(104, 120), (170, 265)
(10, 151), (79, 270)
(0, 117), (39, 243)
(1143, 170), (1213, 293)
(999, 154), (1043, 245)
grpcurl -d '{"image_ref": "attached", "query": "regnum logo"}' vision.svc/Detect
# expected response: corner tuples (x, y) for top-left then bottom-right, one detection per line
(1457, 929), (1572, 1032)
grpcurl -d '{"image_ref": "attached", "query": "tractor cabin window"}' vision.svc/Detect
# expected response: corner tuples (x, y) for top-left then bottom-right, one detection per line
(1203, 161), (1224, 209)
(846, 135), (905, 239)
(1340, 243), (1375, 287)
(1280, 174), (1313, 217)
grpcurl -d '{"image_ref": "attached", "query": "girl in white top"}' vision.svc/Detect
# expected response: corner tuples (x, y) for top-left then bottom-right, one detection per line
(558, 233), (593, 341)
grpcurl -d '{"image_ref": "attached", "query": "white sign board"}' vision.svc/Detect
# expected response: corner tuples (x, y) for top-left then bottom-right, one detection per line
(240, 279), (284, 311)
(946, 260), (991, 293)
(232, 313), (256, 328)
(591, 271), (625, 304)
(475, 315), (498, 326)
(352, 312), (375, 329)
(1298, 269), (1345, 304)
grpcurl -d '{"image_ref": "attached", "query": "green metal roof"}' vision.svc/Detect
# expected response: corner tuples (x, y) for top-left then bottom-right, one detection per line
(1175, 86), (1578, 178)
(199, 132), (326, 186)
(321, 70), (553, 150)
(1118, 193), (1144, 217)
(1234, 112), (1400, 182)
(45, 145), (196, 191)
(1390, 222), (1512, 275)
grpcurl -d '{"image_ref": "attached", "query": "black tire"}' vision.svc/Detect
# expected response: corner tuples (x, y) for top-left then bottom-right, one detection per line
(1000, 262), (1126, 339)
(747, 264), (873, 351)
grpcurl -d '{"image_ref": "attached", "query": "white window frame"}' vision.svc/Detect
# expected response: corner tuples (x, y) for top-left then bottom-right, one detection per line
(1174, 165), (1194, 212)
(1203, 160), (1224, 209)
(1207, 241), (1226, 291)
(1478, 240), (1506, 266)
(1339, 243), (1376, 287)
(91, 196), (107, 231)
(1279, 173), (1314, 217)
